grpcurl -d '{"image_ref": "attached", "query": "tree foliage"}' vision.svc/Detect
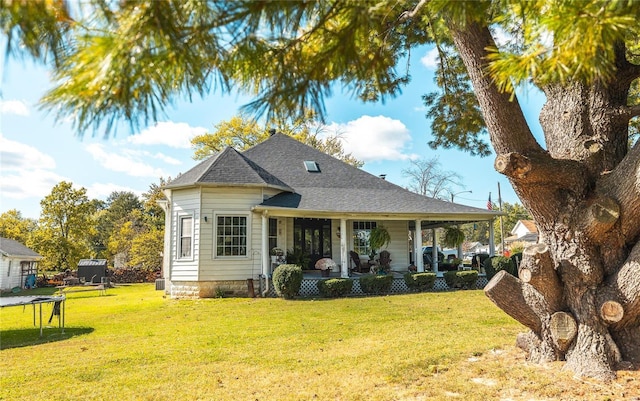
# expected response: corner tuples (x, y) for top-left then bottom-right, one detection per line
(0, 209), (37, 245)
(36, 181), (95, 270)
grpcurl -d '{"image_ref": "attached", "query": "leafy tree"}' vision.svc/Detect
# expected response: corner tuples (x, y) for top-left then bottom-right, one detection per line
(93, 191), (144, 262)
(192, 112), (363, 167)
(402, 157), (463, 200)
(6, 0), (640, 380)
(141, 178), (168, 230)
(0, 209), (38, 245)
(130, 227), (164, 272)
(36, 181), (94, 270)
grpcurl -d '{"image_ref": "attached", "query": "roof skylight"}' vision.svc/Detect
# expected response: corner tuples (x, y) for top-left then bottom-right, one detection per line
(303, 161), (320, 172)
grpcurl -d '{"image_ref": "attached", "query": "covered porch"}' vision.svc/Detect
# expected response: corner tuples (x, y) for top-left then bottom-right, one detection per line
(255, 210), (500, 290)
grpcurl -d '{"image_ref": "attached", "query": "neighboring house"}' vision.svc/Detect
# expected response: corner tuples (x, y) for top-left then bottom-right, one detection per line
(465, 241), (490, 256)
(0, 237), (42, 291)
(505, 219), (539, 245)
(159, 133), (502, 298)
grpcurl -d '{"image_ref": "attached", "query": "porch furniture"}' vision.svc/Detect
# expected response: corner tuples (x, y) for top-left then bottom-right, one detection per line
(378, 250), (392, 269)
(349, 251), (366, 273)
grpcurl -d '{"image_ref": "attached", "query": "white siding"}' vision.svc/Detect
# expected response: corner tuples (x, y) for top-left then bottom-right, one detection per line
(170, 188), (200, 281)
(382, 221), (411, 271)
(199, 187), (265, 281)
(0, 257), (26, 291)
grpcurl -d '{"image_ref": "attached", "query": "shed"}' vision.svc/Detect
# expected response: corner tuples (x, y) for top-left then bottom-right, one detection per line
(77, 259), (108, 283)
(0, 237), (43, 291)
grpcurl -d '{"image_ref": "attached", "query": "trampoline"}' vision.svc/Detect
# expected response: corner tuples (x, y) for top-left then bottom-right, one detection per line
(0, 295), (66, 337)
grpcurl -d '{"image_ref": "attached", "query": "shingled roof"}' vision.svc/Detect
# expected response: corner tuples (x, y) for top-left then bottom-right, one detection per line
(165, 146), (292, 190)
(167, 133), (501, 222)
(0, 237), (42, 259)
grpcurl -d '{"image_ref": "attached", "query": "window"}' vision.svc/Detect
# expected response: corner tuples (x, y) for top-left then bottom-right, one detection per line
(268, 218), (277, 252)
(303, 160), (320, 172)
(352, 221), (377, 256)
(216, 215), (248, 257)
(179, 216), (193, 258)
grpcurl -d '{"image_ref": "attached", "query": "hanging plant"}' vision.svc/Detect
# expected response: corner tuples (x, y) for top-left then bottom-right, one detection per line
(443, 226), (465, 248)
(369, 225), (391, 257)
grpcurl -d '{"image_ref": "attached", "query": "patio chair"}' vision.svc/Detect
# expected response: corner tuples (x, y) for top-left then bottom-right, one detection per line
(378, 250), (392, 273)
(349, 251), (365, 273)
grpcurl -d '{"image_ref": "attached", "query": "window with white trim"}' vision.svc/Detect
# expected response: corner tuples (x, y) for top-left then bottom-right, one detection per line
(178, 215), (193, 258)
(353, 221), (377, 256)
(216, 215), (248, 257)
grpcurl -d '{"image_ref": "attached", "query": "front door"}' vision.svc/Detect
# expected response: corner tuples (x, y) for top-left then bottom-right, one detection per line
(293, 218), (332, 269)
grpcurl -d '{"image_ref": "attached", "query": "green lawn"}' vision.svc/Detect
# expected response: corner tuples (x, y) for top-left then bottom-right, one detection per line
(0, 284), (599, 400)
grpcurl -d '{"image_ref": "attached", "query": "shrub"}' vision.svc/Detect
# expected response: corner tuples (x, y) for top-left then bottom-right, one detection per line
(510, 252), (523, 273)
(443, 270), (479, 290)
(484, 256), (516, 280)
(403, 272), (436, 292)
(359, 274), (393, 295)
(317, 278), (353, 298)
(272, 264), (303, 299)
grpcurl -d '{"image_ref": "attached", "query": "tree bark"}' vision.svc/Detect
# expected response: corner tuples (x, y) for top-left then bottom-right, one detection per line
(448, 19), (640, 381)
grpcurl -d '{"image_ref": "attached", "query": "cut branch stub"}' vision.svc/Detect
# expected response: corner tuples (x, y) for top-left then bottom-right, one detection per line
(485, 270), (542, 333)
(600, 300), (624, 324)
(596, 242), (640, 329)
(549, 311), (578, 352)
(579, 196), (620, 242)
(518, 243), (564, 312)
(495, 153), (531, 179)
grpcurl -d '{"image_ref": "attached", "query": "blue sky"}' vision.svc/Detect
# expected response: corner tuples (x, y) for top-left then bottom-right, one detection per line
(0, 46), (545, 220)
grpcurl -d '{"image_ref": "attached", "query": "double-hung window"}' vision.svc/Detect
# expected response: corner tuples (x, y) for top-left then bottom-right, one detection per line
(178, 215), (193, 259)
(216, 215), (248, 257)
(352, 221), (377, 256)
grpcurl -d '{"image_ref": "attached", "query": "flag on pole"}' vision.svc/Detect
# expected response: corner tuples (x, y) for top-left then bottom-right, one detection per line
(487, 193), (492, 210)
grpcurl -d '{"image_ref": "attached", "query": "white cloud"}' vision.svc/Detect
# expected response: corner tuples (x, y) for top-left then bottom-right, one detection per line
(325, 115), (417, 163)
(85, 143), (167, 178)
(0, 169), (64, 200)
(0, 135), (64, 200)
(126, 121), (207, 148)
(0, 134), (56, 170)
(86, 182), (143, 200)
(0, 100), (30, 116)
(420, 47), (440, 69)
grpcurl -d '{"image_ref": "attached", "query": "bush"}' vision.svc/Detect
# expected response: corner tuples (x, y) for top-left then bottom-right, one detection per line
(443, 270), (479, 290)
(403, 272), (436, 292)
(272, 264), (303, 299)
(359, 274), (393, 295)
(484, 256), (516, 280)
(317, 278), (353, 298)
(510, 252), (523, 273)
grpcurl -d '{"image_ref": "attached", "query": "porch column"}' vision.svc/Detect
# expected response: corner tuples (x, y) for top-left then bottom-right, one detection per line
(340, 219), (348, 278)
(261, 213), (270, 277)
(489, 218), (496, 256)
(432, 228), (439, 273)
(415, 220), (424, 272)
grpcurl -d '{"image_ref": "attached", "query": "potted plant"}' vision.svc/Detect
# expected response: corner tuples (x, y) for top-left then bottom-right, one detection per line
(368, 225), (391, 260)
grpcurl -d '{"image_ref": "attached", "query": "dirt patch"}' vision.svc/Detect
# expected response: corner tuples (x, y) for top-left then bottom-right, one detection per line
(472, 346), (640, 401)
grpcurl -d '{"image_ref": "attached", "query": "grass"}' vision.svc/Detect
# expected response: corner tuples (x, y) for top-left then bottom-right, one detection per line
(0, 285), (637, 400)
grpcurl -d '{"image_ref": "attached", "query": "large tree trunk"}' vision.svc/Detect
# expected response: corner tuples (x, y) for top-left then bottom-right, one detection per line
(449, 20), (640, 381)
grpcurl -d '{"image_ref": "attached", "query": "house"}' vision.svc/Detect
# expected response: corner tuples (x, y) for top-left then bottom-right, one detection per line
(0, 237), (42, 292)
(159, 133), (502, 298)
(505, 219), (539, 246)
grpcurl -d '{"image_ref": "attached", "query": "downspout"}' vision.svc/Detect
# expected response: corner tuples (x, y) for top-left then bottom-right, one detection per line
(261, 212), (270, 297)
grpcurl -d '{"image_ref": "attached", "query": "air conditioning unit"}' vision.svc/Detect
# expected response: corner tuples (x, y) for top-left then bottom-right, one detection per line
(155, 278), (165, 291)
